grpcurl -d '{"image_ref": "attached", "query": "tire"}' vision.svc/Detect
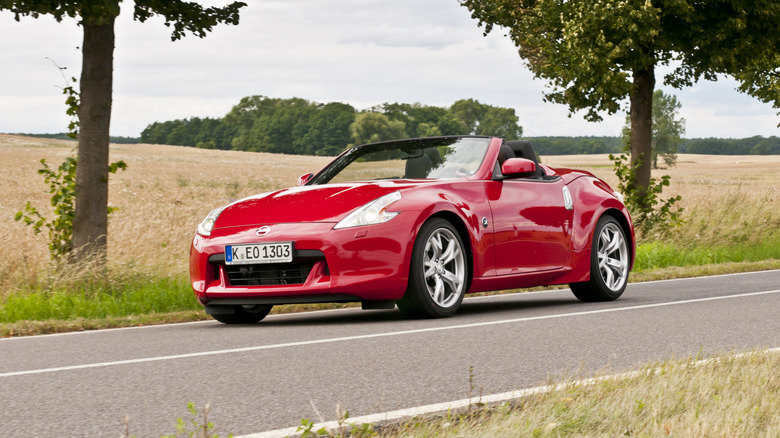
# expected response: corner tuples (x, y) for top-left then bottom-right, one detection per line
(398, 218), (467, 318)
(570, 216), (629, 302)
(210, 304), (273, 324)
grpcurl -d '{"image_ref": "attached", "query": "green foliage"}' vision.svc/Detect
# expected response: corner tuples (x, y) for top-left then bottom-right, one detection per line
(349, 112), (407, 146)
(2, 1), (246, 41)
(649, 90), (684, 168)
(3, 0), (247, 265)
(682, 136), (780, 155)
(62, 77), (79, 139)
(46, 57), (80, 139)
(143, 96), (523, 155)
(297, 419), (330, 437)
(0, 274), (197, 323)
(609, 152), (682, 236)
(301, 102), (357, 155)
(15, 157), (78, 259)
(14, 157), (127, 261)
(141, 117), (237, 149)
(160, 403), (231, 438)
(296, 409), (375, 438)
(463, 0), (780, 122)
(621, 90), (685, 168)
(634, 237), (780, 272)
(462, 0), (780, 199)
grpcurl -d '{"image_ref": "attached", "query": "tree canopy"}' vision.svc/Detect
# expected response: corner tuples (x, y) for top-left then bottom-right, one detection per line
(142, 96), (523, 155)
(462, 0), (780, 205)
(2, 0), (246, 263)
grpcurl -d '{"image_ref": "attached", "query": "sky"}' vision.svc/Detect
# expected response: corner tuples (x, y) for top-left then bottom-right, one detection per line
(1, 0), (778, 139)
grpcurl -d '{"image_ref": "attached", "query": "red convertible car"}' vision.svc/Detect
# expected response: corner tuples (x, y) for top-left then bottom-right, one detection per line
(190, 136), (635, 323)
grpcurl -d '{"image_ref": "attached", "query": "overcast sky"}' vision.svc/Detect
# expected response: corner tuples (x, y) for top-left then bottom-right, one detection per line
(2, 0), (778, 139)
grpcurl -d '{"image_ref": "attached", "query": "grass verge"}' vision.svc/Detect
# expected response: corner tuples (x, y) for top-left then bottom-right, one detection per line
(634, 237), (780, 272)
(2, 251), (779, 337)
(359, 349), (780, 438)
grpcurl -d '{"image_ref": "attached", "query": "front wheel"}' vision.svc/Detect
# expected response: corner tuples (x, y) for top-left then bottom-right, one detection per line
(398, 218), (467, 318)
(570, 216), (629, 302)
(210, 304), (273, 324)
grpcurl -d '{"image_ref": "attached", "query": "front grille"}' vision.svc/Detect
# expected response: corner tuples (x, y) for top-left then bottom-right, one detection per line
(225, 262), (316, 286)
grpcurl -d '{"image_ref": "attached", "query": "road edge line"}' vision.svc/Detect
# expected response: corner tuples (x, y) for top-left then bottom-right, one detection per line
(237, 347), (780, 438)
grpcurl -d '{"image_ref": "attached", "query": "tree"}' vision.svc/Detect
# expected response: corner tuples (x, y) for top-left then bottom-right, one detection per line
(650, 90), (685, 168)
(450, 98), (486, 134)
(622, 90), (685, 168)
(2, 0), (246, 263)
(462, 0), (780, 207)
(475, 106), (522, 140)
(349, 112), (407, 146)
(300, 102), (355, 155)
(449, 98), (522, 139)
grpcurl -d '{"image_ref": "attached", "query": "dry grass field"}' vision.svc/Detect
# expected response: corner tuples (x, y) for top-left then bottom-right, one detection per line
(0, 134), (331, 292)
(2, 134), (779, 294)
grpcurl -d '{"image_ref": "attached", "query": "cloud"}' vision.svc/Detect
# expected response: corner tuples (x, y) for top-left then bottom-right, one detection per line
(338, 24), (461, 49)
(1, 1), (777, 138)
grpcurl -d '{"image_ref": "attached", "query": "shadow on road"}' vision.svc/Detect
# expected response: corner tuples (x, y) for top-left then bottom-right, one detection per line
(211, 292), (585, 328)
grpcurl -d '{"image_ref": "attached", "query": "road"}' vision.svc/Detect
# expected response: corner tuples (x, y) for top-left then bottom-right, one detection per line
(1, 270), (778, 437)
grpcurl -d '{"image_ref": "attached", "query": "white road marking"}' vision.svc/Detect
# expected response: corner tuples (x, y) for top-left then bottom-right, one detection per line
(237, 348), (780, 438)
(2, 289), (777, 378)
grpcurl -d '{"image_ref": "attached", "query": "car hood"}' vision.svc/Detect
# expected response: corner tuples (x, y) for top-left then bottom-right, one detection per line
(214, 181), (421, 228)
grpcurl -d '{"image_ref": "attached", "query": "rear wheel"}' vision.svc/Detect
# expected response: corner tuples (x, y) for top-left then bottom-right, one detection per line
(570, 216), (629, 302)
(210, 304), (273, 324)
(398, 218), (467, 318)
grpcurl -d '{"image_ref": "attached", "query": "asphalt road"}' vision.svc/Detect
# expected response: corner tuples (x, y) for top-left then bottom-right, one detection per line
(1, 270), (778, 437)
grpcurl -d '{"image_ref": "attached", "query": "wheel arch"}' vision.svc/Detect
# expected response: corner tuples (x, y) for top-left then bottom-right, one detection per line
(425, 211), (474, 292)
(599, 208), (635, 270)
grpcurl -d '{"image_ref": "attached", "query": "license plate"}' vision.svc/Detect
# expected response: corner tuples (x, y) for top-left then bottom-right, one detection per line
(225, 242), (293, 265)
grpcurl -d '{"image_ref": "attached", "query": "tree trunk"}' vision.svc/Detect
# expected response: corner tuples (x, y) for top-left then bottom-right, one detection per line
(629, 67), (655, 208)
(72, 16), (115, 263)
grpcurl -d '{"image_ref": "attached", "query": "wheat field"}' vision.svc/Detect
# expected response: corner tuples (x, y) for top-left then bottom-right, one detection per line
(2, 134), (779, 293)
(0, 134), (331, 291)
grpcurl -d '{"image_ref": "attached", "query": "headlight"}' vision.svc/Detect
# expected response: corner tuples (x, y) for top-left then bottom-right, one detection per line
(334, 191), (402, 229)
(196, 206), (225, 237)
(615, 192), (625, 203)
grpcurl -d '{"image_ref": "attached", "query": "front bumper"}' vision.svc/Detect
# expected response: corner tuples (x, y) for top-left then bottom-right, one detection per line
(190, 215), (419, 305)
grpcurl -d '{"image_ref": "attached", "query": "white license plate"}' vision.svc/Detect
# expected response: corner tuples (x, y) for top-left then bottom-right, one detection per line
(225, 242), (293, 265)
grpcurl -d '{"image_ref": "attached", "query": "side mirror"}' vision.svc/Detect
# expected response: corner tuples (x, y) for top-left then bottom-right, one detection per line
(297, 172), (313, 186)
(500, 158), (536, 178)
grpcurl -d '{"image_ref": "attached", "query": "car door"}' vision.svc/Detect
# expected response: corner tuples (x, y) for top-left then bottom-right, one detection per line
(485, 177), (573, 275)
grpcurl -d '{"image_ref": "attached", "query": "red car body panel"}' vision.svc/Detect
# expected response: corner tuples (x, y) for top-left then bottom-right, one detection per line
(189, 136), (635, 308)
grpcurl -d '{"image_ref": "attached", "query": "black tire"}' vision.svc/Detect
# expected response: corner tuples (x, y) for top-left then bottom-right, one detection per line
(210, 305), (273, 324)
(570, 216), (629, 302)
(398, 218), (467, 318)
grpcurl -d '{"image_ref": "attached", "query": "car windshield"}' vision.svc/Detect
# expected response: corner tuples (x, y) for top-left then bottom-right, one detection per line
(309, 137), (491, 185)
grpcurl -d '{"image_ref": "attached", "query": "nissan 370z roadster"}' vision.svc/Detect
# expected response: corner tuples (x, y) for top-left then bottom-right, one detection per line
(190, 136), (635, 323)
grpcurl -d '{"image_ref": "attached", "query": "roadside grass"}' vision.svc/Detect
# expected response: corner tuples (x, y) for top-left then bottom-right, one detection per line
(0, 275), (197, 323)
(2, 252), (777, 337)
(360, 349), (780, 438)
(634, 237), (780, 272)
(157, 349), (779, 438)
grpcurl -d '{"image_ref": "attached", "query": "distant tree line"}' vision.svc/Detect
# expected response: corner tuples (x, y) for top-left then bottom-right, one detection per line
(528, 135), (780, 156)
(14, 129), (779, 157)
(138, 96), (523, 155)
(11, 133), (141, 144)
(526, 136), (624, 155)
(681, 136), (780, 155)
